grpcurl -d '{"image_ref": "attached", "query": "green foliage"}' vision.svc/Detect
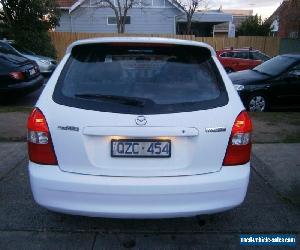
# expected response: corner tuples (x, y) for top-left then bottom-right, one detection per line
(0, 0), (60, 58)
(237, 14), (271, 36)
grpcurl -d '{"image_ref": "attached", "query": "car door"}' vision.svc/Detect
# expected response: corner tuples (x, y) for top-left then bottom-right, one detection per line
(269, 63), (300, 107)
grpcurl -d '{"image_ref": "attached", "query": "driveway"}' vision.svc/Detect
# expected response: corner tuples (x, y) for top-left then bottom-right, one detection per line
(0, 142), (299, 249)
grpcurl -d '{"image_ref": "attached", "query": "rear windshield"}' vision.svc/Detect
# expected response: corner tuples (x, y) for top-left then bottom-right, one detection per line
(0, 42), (20, 55)
(53, 43), (228, 114)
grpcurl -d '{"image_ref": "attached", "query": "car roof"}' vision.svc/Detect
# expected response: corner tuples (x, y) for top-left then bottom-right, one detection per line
(66, 37), (216, 56)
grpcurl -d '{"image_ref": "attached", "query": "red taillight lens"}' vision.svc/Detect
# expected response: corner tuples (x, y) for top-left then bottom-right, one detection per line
(27, 108), (57, 165)
(9, 71), (25, 80)
(223, 111), (253, 166)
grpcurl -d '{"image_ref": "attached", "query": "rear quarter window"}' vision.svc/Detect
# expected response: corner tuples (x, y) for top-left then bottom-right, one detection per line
(53, 43), (228, 114)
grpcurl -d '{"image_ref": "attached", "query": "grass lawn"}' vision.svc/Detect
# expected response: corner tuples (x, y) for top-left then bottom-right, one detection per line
(0, 106), (32, 113)
(250, 112), (300, 143)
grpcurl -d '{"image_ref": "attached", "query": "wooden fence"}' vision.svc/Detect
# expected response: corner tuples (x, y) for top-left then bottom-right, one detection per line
(49, 32), (280, 60)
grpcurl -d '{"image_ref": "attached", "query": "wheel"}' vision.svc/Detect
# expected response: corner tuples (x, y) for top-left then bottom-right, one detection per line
(225, 67), (234, 73)
(247, 94), (268, 112)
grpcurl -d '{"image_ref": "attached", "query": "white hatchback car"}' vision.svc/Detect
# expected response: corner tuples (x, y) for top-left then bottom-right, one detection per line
(27, 37), (252, 218)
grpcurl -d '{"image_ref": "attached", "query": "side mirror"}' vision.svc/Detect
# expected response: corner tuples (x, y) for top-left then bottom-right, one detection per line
(279, 70), (300, 80)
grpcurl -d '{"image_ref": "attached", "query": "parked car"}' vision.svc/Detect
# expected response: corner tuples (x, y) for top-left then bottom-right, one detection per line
(229, 54), (300, 112)
(217, 48), (270, 73)
(27, 37), (252, 218)
(3, 41), (57, 75)
(0, 41), (44, 98)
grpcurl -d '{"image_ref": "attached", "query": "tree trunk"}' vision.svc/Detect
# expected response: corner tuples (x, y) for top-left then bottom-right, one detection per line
(186, 21), (192, 35)
(120, 23), (125, 33)
(186, 14), (192, 35)
(117, 22), (121, 33)
(119, 16), (126, 33)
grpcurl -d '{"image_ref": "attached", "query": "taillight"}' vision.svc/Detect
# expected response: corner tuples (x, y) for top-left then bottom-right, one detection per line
(27, 108), (57, 165)
(9, 71), (24, 80)
(223, 111), (253, 166)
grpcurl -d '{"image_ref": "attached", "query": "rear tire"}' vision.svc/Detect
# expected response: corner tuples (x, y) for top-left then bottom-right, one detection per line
(247, 94), (269, 112)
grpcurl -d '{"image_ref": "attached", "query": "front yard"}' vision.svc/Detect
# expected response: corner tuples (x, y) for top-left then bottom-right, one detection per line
(251, 112), (300, 143)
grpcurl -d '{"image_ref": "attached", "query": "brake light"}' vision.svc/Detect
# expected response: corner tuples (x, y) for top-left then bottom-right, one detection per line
(223, 111), (252, 166)
(27, 108), (57, 165)
(9, 71), (24, 80)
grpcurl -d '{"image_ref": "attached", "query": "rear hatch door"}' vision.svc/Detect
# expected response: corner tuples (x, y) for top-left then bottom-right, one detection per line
(40, 41), (242, 177)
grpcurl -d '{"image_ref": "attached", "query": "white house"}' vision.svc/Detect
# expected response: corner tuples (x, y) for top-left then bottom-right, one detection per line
(56, 0), (232, 36)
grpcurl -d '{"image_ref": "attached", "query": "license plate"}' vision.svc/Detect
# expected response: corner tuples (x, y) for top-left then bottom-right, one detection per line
(29, 68), (36, 75)
(111, 139), (171, 158)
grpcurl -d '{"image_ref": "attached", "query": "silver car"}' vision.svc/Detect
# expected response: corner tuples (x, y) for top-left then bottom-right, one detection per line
(6, 41), (57, 74)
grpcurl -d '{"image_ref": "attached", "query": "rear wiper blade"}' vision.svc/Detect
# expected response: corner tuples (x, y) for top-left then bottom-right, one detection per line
(74, 93), (149, 107)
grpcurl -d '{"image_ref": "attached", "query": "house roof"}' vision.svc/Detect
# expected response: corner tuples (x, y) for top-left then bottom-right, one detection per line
(221, 9), (253, 16)
(176, 11), (232, 24)
(56, 0), (76, 8)
(61, 0), (185, 13)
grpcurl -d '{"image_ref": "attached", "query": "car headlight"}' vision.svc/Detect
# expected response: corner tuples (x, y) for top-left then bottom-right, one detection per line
(233, 84), (245, 91)
(39, 59), (51, 65)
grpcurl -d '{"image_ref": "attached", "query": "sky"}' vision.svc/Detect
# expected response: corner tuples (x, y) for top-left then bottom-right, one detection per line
(211, 0), (283, 19)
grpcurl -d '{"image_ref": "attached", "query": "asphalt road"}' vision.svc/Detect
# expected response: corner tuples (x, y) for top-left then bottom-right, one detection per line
(0, 147), (299, 249)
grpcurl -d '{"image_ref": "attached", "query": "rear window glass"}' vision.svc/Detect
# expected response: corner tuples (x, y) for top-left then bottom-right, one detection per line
(53, 43), (228, 114)
(0, 41), (22, 57)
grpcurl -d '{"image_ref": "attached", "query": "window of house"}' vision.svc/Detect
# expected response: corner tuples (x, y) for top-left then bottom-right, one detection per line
(107, 16), (131, 25)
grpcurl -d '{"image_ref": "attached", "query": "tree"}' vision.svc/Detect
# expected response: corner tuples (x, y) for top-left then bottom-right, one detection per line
(0, 0), (60, 57)
(237, 14), (271, 36)
(174, 0), (208, 35)
(93, 0), (140, 33)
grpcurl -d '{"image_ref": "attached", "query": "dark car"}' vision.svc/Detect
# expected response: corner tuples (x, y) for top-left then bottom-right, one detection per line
(229, 54), (300, 111)
(0, 41), (44, 99)
(217, 48), (270, 73)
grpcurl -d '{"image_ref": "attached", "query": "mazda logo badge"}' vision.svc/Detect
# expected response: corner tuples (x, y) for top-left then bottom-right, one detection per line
(135, 116), (147, 126)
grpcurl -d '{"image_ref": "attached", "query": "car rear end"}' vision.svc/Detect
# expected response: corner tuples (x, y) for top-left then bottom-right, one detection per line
(0, 42), (43, 95)
(31, 55), (57, 75)
(28, 37), (252, 218)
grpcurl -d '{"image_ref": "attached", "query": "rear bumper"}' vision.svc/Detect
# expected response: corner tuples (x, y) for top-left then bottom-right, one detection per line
(0, 75), (44, 93)
(39, 64), (56, 74)
(29, 162), (250, 218)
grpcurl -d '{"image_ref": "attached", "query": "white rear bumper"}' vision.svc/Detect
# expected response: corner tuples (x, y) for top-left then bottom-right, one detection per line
(29, 162), (250, 218)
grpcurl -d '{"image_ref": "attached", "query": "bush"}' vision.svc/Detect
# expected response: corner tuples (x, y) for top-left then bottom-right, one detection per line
(0, 0), (60, 58)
